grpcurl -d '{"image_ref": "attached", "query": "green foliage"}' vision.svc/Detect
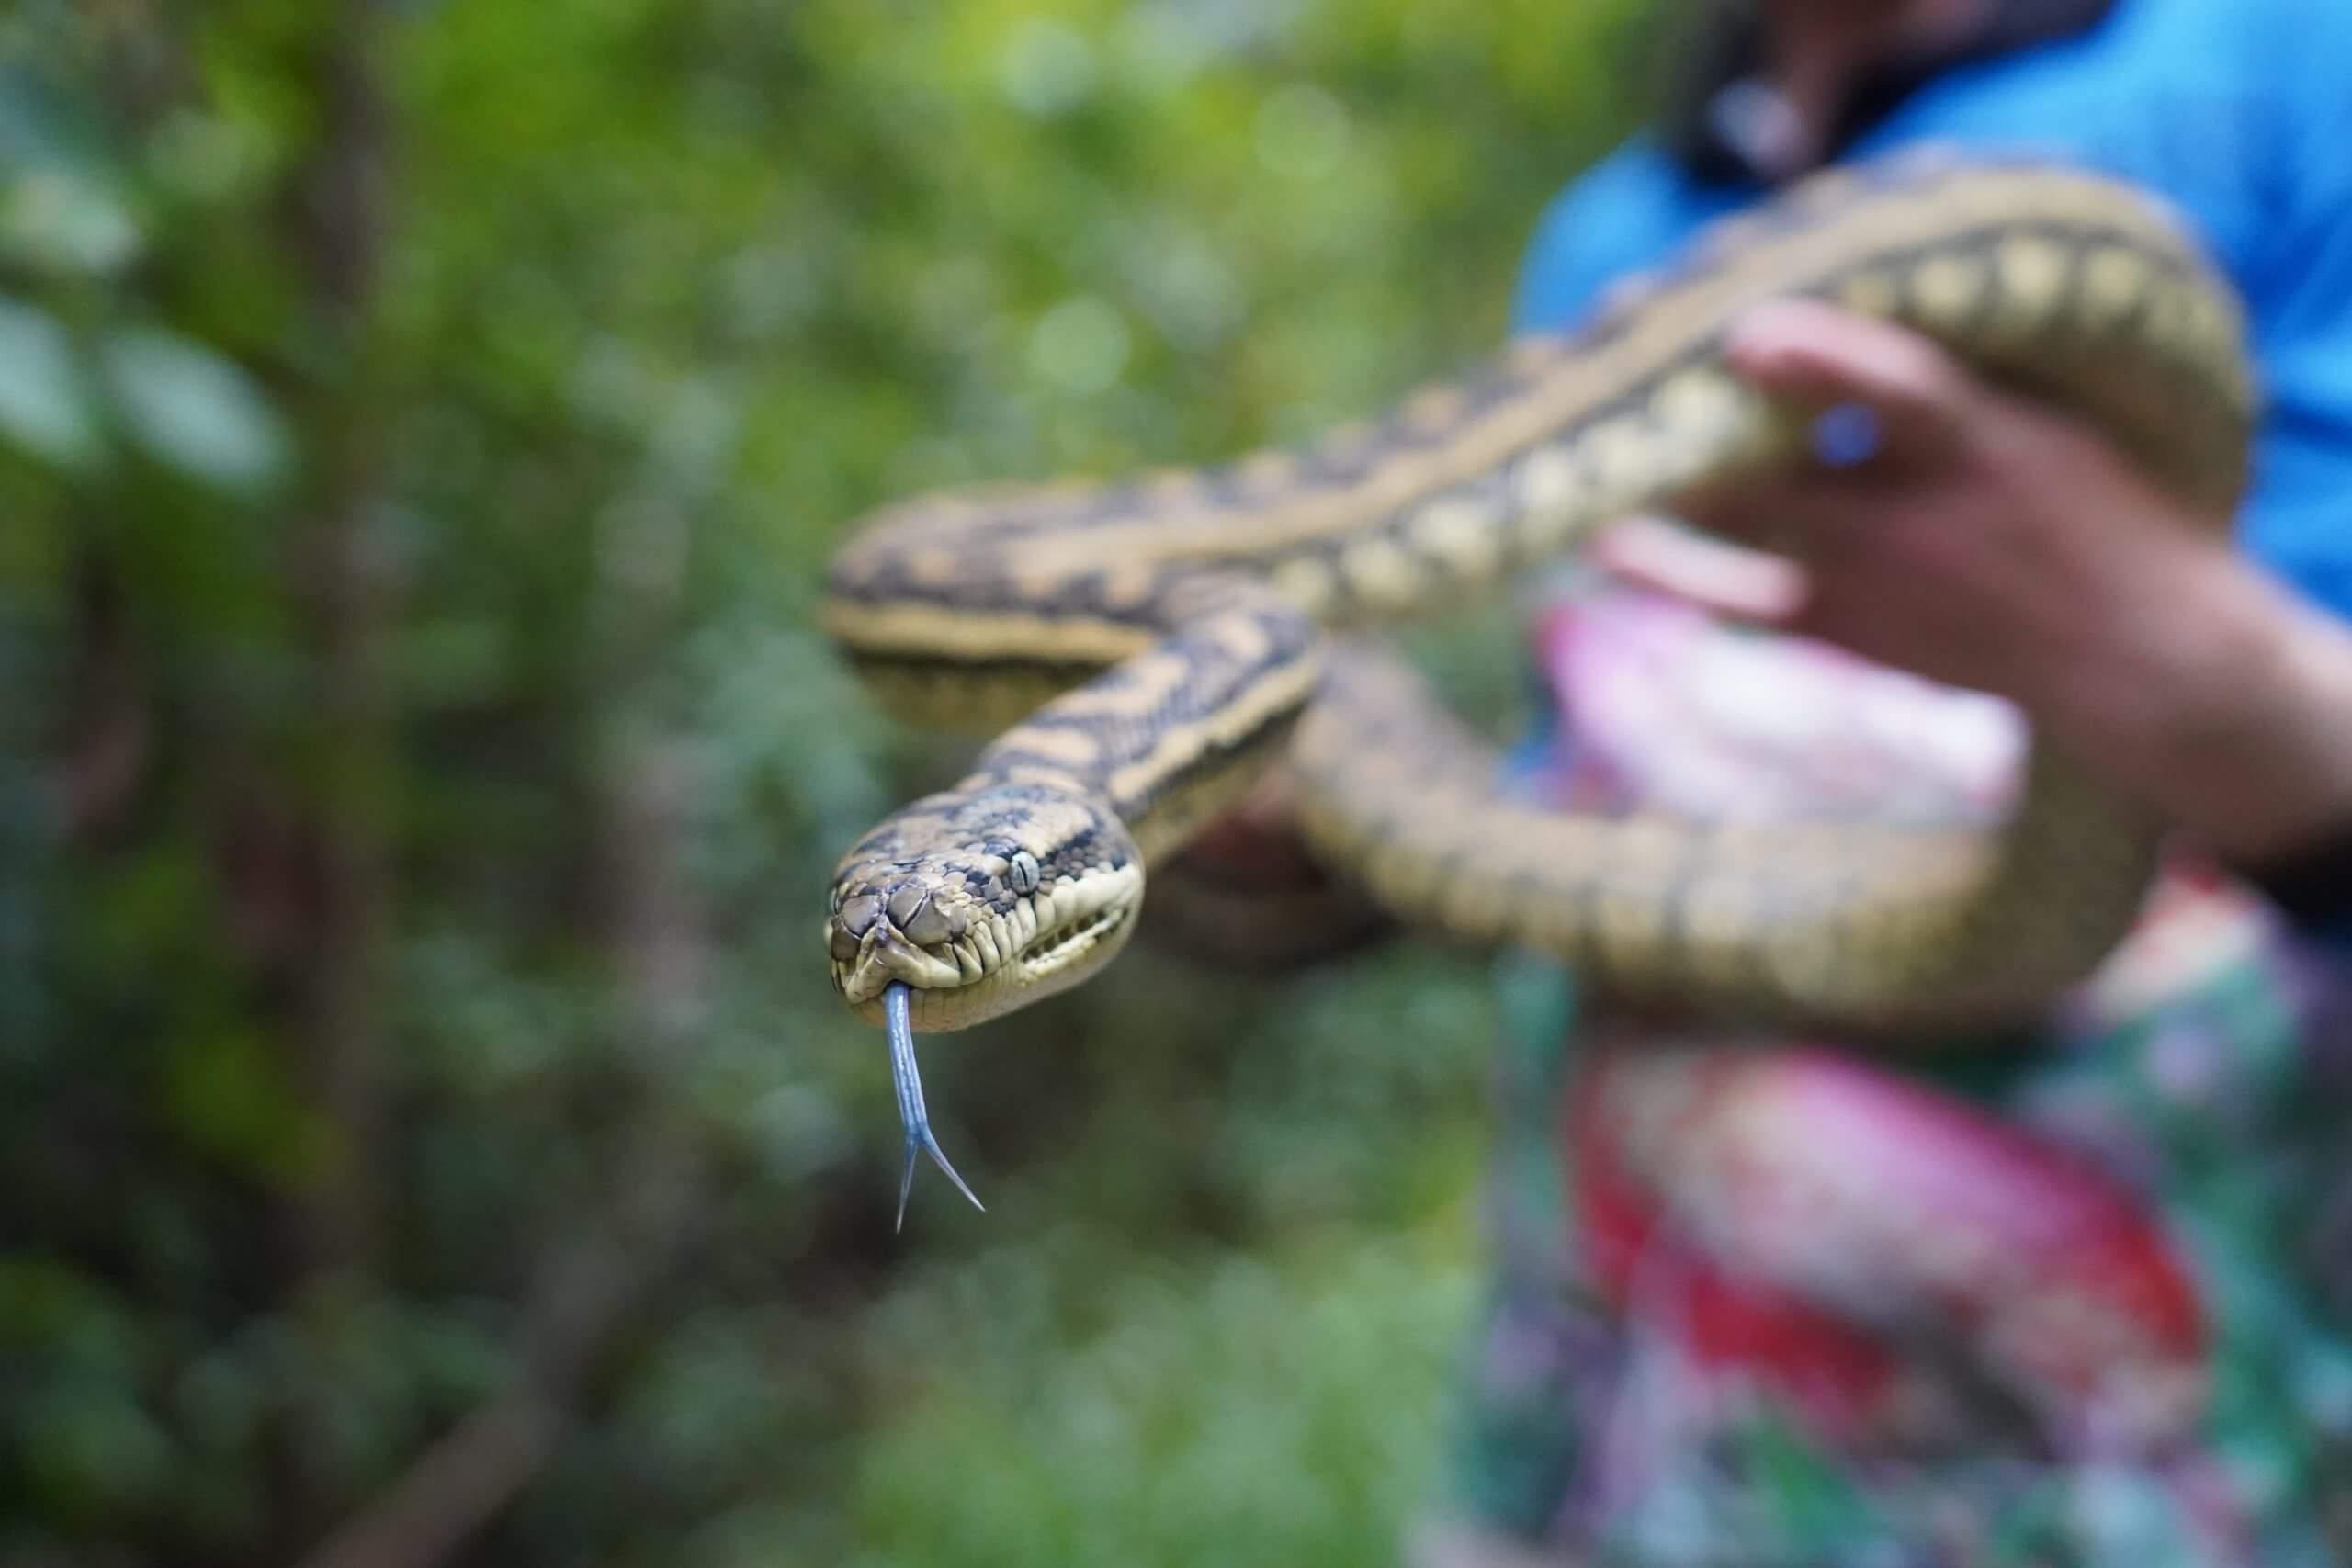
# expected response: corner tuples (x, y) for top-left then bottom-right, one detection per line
(0, 1), (1645, 1562)
(853, 1236), (1477, 1568)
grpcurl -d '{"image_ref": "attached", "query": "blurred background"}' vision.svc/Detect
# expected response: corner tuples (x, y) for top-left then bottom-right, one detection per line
(0, 1), (1652, 1562)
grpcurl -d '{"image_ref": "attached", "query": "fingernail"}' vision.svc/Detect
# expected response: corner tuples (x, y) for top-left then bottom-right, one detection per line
(1725, 298), (1821, 351)
(1810, 403), (1882, 468)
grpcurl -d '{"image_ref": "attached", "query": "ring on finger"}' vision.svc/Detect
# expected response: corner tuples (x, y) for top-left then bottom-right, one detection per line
(1809, 402), (1884, 470)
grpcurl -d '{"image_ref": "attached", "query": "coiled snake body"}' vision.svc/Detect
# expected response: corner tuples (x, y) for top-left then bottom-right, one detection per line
(820, 154), (2255, 1422)
(824, 156), (2250, 1041)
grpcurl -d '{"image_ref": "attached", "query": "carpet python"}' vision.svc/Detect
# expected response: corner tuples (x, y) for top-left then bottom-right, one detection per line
(816, 154), (2254, 1218)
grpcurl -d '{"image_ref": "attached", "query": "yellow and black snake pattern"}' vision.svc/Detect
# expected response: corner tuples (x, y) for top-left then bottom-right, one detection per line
(820, 155), (2254, 1043)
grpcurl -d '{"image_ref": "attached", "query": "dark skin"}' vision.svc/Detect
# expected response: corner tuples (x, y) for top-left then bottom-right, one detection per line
(1597, 0), (2352, 869)
(1748, 0), (1991, 173)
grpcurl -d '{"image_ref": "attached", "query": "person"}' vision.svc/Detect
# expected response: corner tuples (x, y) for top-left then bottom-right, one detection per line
(1419, 0), (2352, 1562)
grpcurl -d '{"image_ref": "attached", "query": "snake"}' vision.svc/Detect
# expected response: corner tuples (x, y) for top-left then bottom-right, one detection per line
(817, 153), (2255, 1220)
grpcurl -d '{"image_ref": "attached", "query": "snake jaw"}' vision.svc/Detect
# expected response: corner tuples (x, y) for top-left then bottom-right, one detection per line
(826, 779), (1147, 1031)
(835, 922), (967, 998)
(828, 867), (1145, 1030)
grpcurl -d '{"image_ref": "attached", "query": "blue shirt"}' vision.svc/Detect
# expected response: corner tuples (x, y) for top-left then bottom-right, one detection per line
(1512, 0), (2352, 619)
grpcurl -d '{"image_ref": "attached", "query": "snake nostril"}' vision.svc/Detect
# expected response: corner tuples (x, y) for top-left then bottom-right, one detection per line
(839, 893), (884, 937)
(829, 924), (862, 964)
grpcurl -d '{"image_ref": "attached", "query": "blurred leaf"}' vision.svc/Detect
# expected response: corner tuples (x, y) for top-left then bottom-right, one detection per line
(161, 1026), (321, 1185)
(0, 295), (100, 468)
(0, 63), (107, 173)
(0, 166), (141, 274)
(98, 326), (291, 492)
(17, 1381), (176, 1521)
(0, 63), (142, 276)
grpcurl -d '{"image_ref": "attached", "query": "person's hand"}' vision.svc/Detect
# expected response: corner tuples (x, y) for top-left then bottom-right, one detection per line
(1595, 299), (2352, 868)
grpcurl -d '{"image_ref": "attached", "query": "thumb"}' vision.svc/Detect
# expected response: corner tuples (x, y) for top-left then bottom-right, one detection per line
(1591, 514), (1811, 625)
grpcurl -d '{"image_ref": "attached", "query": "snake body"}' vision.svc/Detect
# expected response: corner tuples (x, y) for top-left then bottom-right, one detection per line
(821, 155), (2253, 1039)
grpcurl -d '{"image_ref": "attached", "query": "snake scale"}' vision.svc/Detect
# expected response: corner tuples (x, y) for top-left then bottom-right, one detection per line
(819, 153), (2255, 1213)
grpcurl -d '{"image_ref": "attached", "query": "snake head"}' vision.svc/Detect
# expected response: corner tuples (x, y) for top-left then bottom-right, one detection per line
(826, 774), (1144, 1032)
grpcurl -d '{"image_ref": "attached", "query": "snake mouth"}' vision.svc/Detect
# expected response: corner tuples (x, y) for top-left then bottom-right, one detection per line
(830, 867), (1144, 1030)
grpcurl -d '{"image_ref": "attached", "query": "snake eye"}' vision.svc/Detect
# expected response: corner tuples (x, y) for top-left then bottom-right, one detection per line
(1006, 851), (1041, 896)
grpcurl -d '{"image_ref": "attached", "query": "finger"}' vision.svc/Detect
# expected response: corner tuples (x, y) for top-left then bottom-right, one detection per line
(1672, 473), (1871, 554)
(1724, 299), (1985, 467)
(1673, 477), (1807, 547)
(1592, 515), (1809, 624)
(1781, 582), (1950, 681)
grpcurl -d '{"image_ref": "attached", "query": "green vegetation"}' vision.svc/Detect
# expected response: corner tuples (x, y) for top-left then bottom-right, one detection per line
(1, 1), (1644, 1562)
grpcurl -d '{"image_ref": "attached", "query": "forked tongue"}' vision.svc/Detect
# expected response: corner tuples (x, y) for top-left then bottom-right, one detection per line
(885, 980), (986, 1230)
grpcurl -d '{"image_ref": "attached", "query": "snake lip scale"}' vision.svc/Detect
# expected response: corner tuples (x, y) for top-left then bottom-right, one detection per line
(832, 897), (1138, 1021)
